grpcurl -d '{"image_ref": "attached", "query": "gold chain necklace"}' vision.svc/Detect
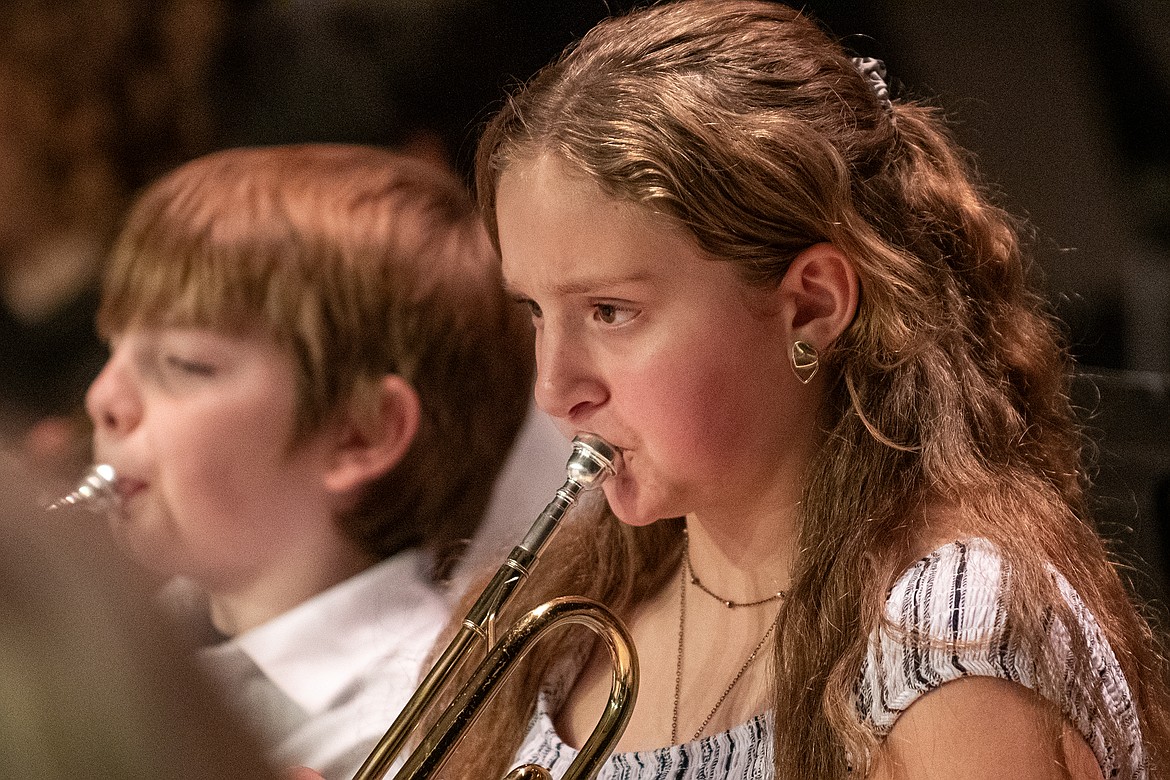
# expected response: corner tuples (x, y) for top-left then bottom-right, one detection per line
(685, 538), (786, 609)
(671, 550), (784, 744)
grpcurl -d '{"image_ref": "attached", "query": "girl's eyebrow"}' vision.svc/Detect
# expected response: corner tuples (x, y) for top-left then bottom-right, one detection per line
(504, 271), (655, 298)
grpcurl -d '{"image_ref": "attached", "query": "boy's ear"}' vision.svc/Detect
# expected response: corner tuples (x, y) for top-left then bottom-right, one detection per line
(323, 374), (420, 495)
(776, 242), (859, 348)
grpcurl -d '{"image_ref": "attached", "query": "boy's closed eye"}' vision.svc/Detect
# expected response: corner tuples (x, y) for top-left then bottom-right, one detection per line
(140, 330), (228, 385)
(163, 354), (217, 377)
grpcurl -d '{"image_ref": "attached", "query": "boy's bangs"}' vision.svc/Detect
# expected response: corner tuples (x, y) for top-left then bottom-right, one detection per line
(98, 238), (281, 338)
(97, 227), (329, 436)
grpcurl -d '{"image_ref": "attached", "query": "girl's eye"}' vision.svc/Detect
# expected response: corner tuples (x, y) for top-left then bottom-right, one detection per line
(594, 302), (637, 326)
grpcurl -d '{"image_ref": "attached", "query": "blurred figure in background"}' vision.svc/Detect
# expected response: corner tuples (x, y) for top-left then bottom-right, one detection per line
(85, 143), (535, 778)
(210, 0), (603, 575)
(0, 0), (226, 489)
(0, 457), (280, 779)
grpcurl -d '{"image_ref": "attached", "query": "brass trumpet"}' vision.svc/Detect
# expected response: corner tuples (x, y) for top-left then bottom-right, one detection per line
(352, 433), (639, 780)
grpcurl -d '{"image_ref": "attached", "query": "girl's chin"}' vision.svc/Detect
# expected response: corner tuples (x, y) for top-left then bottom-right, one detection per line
(611, 510), (662, 527)
(602, 484), (671, 528)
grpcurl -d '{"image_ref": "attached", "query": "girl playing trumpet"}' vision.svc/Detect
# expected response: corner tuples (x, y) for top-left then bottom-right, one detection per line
(427, 1), (1170, 778)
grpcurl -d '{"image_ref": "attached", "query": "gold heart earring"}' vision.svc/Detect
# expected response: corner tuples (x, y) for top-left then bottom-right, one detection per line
(790, 340), (819, 384)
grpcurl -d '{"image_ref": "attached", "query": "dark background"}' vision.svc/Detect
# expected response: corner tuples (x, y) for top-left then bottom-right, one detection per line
(212, 0), (1170, 376)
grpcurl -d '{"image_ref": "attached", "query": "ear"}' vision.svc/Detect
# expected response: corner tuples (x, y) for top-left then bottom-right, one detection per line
(323, 374), (421, 495)
(776, 242), (859, 349)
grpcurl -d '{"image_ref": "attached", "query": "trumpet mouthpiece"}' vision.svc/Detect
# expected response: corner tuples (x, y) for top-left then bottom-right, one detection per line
(567, 434), (622, 489)
(45, 464), (117, 513)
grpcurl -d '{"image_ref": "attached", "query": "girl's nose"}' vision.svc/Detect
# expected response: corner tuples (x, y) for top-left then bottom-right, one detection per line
(533, 325), (608, 426)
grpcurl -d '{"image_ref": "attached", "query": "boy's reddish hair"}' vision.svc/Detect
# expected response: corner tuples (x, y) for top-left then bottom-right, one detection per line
(99, 144), (534, 578)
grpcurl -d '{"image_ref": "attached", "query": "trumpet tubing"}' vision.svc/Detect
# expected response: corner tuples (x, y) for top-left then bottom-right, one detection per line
(352, 434), (637, 780)
(398, 597), (637, 780)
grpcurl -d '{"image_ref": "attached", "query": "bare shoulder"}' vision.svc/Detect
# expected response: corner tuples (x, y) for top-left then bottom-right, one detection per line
(868, 677), (1103, 780)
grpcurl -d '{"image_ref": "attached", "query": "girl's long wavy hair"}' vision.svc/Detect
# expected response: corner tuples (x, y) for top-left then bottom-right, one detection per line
(420, 1), (1170, 777)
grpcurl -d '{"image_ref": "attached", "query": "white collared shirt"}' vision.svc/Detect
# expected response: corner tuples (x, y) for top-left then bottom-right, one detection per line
(196, 549), (449, 779)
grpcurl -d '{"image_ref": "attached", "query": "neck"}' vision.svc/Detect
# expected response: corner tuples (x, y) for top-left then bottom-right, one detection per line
(205, 542), (378, 637)
(683, 503), (798, 607)
(679, 412), (819, 603)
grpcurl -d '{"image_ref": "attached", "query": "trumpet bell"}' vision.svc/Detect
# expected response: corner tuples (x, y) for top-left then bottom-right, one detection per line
(504, 767), (553, 780)
(396, 596), (638, 780)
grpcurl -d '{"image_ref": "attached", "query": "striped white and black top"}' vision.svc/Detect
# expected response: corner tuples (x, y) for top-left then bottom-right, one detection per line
(858, 538), (1145, 779)
(514, 701), (773, 779)
(510, 539), (1145, 779)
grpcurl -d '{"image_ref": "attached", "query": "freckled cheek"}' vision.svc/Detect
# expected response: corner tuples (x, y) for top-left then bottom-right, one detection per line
(676, 381), (747, 458)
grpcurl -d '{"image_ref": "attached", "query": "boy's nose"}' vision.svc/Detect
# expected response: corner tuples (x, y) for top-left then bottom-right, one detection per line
(85, 355), (142, 438)
(533, 328), (607, 425)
